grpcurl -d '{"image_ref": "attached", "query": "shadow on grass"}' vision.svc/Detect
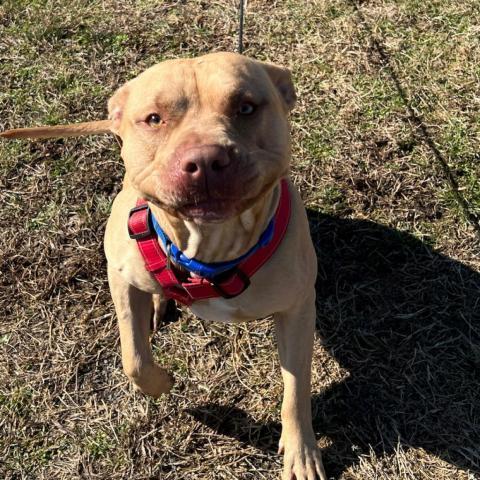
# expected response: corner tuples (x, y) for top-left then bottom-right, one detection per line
(188, 210), (480, 477)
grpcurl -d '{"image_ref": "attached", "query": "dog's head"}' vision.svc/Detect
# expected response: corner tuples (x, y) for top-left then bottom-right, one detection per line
(108, 52), (296, 222)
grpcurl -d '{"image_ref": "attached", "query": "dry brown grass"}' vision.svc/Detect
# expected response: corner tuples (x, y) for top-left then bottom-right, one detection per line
(1, 1), (479, 479)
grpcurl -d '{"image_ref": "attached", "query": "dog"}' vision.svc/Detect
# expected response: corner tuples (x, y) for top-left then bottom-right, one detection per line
(1, 52), (326, 480)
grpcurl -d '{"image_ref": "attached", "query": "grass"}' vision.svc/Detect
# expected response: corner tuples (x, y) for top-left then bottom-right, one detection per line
(1, 1), (479, 479)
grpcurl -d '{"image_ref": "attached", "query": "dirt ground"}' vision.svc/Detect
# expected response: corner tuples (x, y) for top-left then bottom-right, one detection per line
(1, 1), (479, 479)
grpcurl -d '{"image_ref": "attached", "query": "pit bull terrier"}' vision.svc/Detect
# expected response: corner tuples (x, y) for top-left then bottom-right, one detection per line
(1, 52), (326, 480)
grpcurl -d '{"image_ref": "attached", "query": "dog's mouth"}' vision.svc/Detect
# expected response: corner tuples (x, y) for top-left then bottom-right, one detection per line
(177, 198), (240, 222)
(144, 190), (247, 223)
(144, 171), (263, 222)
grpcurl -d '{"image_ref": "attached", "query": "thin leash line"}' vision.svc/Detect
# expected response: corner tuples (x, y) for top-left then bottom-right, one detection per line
(238, 0), (245, 54)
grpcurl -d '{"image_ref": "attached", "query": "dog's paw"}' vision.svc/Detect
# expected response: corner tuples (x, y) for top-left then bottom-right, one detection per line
(131, 364), (174, 398)
(279, 434), (326, 480)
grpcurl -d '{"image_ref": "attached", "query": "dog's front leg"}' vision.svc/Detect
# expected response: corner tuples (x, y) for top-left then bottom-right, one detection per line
(108, 265), (173, 397)
(275, 290), (326, 480)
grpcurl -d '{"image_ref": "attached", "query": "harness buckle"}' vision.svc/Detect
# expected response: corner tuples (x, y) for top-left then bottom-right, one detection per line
(211, 267), (251, 299)
(165, 284), (194, 306)
(128, 204), (152, 240)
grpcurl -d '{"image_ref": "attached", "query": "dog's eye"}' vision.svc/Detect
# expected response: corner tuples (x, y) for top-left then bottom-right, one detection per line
(238, 102), (257, 116)
(146, 113), (162, 126)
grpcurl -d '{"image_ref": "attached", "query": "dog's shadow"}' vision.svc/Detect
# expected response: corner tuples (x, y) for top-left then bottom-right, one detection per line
(187, 210), (480, 477)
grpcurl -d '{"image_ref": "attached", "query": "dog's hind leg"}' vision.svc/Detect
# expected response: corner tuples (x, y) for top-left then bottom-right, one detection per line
(151, 294), (166, 332)
(108, 265), (173, 397)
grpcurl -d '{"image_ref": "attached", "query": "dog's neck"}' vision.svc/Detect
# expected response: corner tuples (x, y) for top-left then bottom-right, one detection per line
(149, 184), (280, 263)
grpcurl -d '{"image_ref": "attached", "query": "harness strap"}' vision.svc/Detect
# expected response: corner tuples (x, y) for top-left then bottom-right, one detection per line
(127, 179), (291, 305)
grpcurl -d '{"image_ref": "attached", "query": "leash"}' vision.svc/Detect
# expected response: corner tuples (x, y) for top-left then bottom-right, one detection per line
(238, 0), (245, 54)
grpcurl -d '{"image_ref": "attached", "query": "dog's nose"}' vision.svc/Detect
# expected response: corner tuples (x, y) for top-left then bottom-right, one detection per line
(180, 145), (231, 179)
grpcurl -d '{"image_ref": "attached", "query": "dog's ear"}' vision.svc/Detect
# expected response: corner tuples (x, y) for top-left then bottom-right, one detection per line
(260, 62), (297, 112)
(108, 83), (130, 136)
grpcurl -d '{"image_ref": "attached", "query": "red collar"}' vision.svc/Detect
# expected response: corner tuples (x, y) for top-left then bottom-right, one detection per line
(127, 179), (291, 306)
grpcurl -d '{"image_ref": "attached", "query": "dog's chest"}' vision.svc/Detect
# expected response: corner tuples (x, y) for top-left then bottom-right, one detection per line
(190, 298), (262, 324)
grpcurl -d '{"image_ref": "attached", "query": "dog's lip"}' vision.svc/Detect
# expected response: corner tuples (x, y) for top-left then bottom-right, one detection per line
(177, 198), (238, 221)
(146, 192), (258, 222)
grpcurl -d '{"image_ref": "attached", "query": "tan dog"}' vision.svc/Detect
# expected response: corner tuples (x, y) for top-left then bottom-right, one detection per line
(1, 52), (326, 480)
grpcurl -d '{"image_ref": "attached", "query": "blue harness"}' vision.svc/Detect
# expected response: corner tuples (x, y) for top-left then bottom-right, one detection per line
(150, 213), (275, 279)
